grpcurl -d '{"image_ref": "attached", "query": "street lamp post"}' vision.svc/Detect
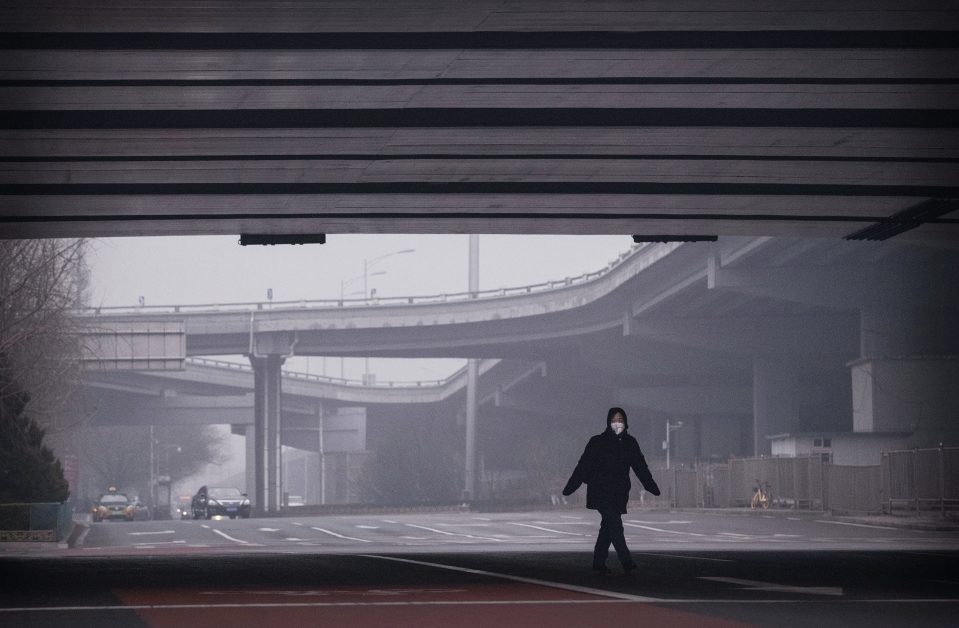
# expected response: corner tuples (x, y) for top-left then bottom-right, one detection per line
(341, 248), (414, 383)
(665, 420), (684, 470)
(156, 444), (181, 519)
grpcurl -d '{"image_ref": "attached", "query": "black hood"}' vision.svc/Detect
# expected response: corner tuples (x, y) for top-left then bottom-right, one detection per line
(606, 406), (628, 429)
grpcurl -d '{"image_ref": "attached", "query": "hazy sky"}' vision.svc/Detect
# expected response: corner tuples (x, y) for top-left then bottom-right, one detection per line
(88, 234), (634, 380)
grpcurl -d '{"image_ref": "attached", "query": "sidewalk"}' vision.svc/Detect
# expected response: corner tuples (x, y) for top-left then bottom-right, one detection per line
(0, 515), (91, 554)
(677, 506), (959, 532)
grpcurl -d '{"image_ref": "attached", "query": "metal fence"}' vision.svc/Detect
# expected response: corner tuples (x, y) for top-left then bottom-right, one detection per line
(0, 502), (73, 542)
(823, 464), (882, 514)
(727, 456), (824, 509)
(882, 446), (959, 514)
(626, 447), (957, 515)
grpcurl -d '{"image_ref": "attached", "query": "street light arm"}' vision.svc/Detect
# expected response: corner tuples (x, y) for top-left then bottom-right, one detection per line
(366, 248), (415, 271)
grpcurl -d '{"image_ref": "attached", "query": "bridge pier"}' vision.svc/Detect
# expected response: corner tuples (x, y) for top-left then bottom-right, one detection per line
(251, 354), (285, 515)
(852, 308), (959, 442)
(752, 358), (801, 457)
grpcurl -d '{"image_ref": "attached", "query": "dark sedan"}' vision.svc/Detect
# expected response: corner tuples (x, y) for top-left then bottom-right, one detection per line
(191, 486), (251, 519)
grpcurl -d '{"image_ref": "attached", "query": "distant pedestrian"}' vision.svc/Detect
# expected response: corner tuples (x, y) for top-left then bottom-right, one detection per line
(562, 407), (660, 574)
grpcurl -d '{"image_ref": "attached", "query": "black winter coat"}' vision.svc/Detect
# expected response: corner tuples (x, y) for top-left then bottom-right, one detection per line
(562, 427), (660, 514)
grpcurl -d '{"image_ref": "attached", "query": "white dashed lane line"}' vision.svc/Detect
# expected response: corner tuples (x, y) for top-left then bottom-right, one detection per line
(624, 522), (706, 537)
(311, 527), (373, 543)
(507, 522), (588, 537)
(404, 523), (505, 543)
(211, 529), (253, 545)
(200, 523), (256, 545)
(814, 520), (898, 531)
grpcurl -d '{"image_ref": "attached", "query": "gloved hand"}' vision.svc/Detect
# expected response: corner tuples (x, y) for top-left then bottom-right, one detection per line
(647, 483), (661, 497)
(562, 481), (578, 496)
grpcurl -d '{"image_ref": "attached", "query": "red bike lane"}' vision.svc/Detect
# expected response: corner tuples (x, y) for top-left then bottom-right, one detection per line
(114, 583), (751, 628)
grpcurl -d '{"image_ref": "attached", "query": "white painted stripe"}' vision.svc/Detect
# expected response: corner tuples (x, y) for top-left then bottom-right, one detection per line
(436, 523), (490, 527)
(258, 528), (281, 532)
(0, 600), (959, 613)
(815, 520), (897, 531)
(128, 530), (175, 536)
(628, 521), (692, 525)
(310, 527), (372, 543)
(633, 552), (733, 563)
(211, 529), (249, 545)
(718, 532), (751, 538)
(508, 522), (587, 537)
(355, 525), (379, 529)
(359, 554), (660, 602)
(624, 522), (706, 537)
(701, 576), (843, 597)
(381, 519), (398, 524)
(5, 599), (959, 613)
(405, 523), (504, 542)
(132, 540), (186, 546)
(0, 600), (612, 612)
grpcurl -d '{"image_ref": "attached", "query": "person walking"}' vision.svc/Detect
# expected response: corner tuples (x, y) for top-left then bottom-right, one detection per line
(562, 407), (660, 574)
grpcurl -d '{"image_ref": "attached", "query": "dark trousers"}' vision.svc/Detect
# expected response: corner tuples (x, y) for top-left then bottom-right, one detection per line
(593, 509), (635, 569)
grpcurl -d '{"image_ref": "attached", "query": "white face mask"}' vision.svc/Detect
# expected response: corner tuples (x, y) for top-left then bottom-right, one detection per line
(611, 422), (625, 435)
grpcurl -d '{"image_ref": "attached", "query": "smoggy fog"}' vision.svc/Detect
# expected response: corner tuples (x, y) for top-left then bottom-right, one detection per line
(49, 234), (959, 515)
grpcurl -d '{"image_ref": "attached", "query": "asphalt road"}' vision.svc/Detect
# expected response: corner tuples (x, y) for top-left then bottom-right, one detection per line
(2, 510), (957, 627)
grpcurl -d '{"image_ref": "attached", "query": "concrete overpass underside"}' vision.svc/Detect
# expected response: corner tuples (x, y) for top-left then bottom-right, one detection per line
(1, 1), (958, 241)
(11, 1), (956, 510)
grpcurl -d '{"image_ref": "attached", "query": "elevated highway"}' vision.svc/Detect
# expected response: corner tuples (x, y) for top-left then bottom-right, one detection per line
(80, 236), (959, 511)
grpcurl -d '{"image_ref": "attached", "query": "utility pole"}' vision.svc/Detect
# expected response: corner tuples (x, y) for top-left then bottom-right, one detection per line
(666, 420), (684, 469)
(149, 425), (156, 516)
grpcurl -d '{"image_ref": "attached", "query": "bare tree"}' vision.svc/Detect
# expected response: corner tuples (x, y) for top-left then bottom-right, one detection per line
(0, 239), (89, 435)
(78, 423), (226, 500)
(361, 417), (460, 504)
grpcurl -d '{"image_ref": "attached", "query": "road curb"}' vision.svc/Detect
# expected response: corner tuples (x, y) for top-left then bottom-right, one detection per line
(68, 522), (90, 549)
(672, 507), (959, 531)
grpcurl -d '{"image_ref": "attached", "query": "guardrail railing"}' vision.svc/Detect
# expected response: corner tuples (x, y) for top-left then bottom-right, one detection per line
(187, 356), (468, 389)
(80, 243), (654, 315)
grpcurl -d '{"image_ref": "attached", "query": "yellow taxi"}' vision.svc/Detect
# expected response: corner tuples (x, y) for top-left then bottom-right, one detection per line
(91, 486), (136, 522)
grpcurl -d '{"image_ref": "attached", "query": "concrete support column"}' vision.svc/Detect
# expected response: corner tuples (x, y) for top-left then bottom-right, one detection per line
(463, 234), (479, 501)
(316, 403), (326, 506)
(243, 423), (255, 499)
(251, 354), (284, 515)
(752, 358), (801, 456)
(852, 308), (959, 440)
